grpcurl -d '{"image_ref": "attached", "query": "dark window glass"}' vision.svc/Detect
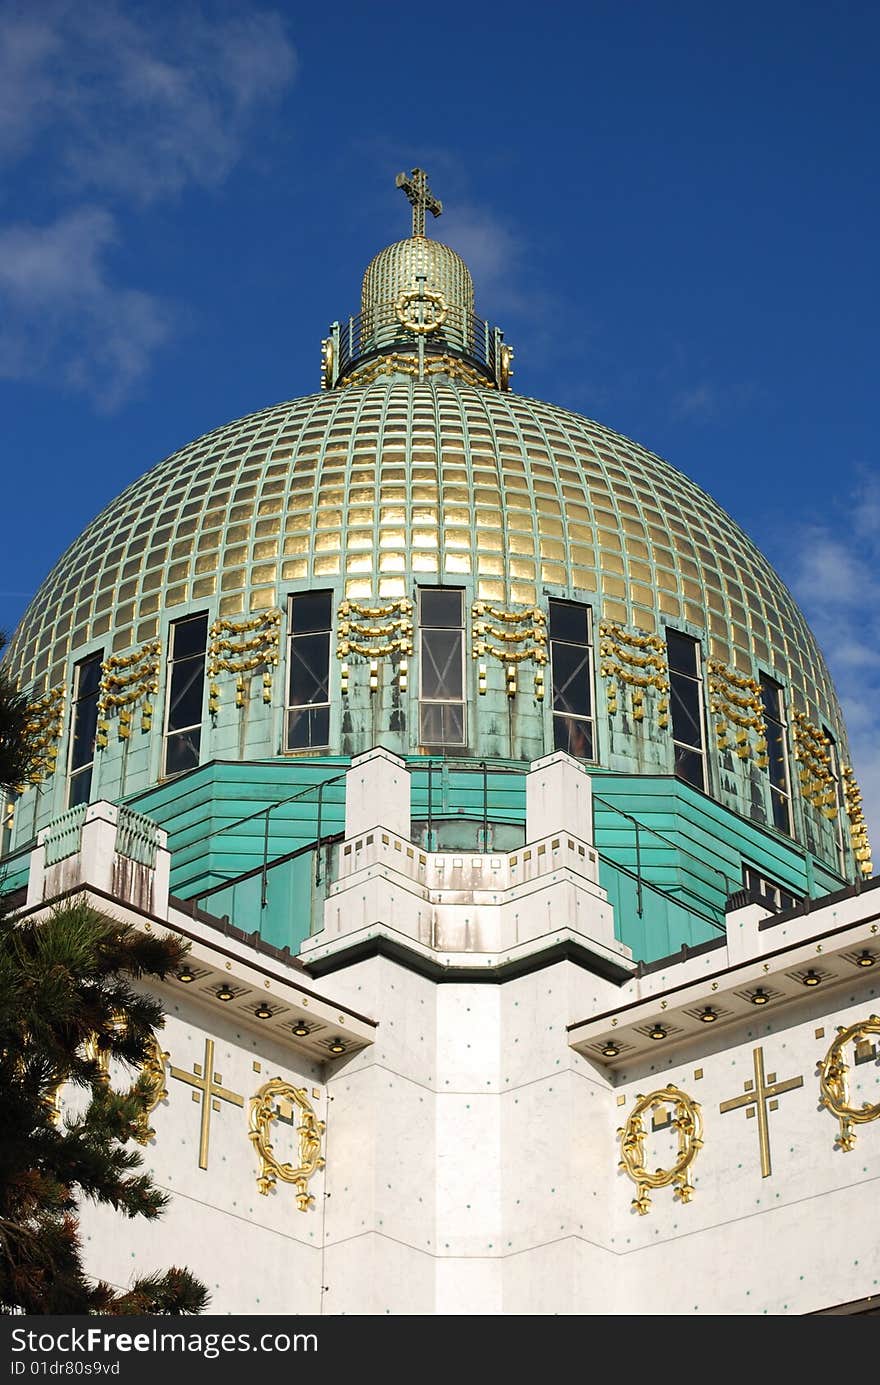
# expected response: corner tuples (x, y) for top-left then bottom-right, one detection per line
(419, 588), (465, 746)
(420, 589), (462, 629)
(665, 629), (705, 790)
(286, 592), (332, 751)
(759, 674), (792, 834)
(163, 614), (207, 777)
(68, 652), (102, 808)
(549, 600), (594, 761)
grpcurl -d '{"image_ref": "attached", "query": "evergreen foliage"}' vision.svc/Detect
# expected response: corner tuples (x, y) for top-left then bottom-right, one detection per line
(0, 649), (210, 1314)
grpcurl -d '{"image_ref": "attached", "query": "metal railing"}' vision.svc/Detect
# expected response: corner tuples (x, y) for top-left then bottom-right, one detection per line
(331, 302), (502, 383)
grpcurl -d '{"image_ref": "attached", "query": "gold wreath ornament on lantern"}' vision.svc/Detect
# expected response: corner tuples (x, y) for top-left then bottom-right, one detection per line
(617, 1085), (703, 1215)
(394, 287), (448, 335)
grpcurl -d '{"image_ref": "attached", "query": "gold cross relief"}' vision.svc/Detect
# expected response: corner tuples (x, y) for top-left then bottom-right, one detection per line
(169, 1038), (244, 1171)
(719, 1045), (803, 1178)
(395, 167), (442, 238)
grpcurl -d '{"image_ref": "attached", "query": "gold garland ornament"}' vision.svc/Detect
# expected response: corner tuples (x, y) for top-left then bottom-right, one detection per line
(707, 662), (767, 763)
(842, 765), (873, 876)
(248, 1078), (326, 1211)
(472, 605), (547, 697)
(618, 1085), (703, 1215)
(209, 609), (282, 711)
(819, 1016), (880, 1152)
(792, 712), (838, 817)
(97, 642), (161, 745)
(23, 684), (66, 783)
(394, 287), (448, 335)
(599, 622), (669, 725)
(342, 351), (496, 391)
(336, 599), (413, 689)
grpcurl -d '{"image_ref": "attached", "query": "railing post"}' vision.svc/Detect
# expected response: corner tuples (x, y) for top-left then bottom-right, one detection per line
(260, 807), (271, 910)
(634, 815), (643, 918)
(480, 760), (489, 850)
(315, 779), (325, 886)
(427, 761), (434, 851)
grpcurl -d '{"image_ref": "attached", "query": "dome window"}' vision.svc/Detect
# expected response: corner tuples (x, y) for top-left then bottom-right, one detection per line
(162, 614), (208, 779)
(67, 651), (103, 808)
(665, 630), (707, 792)
(286, 592), (332, 752)
(759, 674), (793, 836)
(418, 588), (466, 747)
(549, 600), (595, 761)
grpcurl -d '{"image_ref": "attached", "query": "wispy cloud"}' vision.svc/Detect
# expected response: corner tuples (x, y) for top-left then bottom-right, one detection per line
(0, 0), (297, 405)
(0, 208), (173, 410)
(670, 378), (762, 423)
(784, 473), (880, 850)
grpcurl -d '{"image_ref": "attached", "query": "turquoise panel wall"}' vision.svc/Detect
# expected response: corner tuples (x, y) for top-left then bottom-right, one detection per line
(113, 757), (848, 964)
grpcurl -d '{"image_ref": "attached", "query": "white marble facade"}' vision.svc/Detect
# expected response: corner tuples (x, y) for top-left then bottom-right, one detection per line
(28, 751), (880, 1315)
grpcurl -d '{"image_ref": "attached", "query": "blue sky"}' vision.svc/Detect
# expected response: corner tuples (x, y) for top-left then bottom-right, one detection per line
(1, 0), (878, 839)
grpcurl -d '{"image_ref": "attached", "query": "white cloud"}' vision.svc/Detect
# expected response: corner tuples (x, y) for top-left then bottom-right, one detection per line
(0, 1), (297, 202)
(785, 475), (880, 855)
(0, 1), (297, 404)
(0, 208), (171, 410)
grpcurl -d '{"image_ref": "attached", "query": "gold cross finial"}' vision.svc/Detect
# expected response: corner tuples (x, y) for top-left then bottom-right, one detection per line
(395, 167), (442, 239)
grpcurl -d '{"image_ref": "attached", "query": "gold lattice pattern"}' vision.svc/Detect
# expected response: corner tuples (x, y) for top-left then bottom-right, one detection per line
(23, 684), (66, 783)
(472, 603), (547, 698)
(707, 662), (768, 764)
(599, 622), (669, 724)
(842, 766), (872, 876)
(792, 712), (838, 817)
(97, 642), (161, 745)
(208, 609), (282, 711)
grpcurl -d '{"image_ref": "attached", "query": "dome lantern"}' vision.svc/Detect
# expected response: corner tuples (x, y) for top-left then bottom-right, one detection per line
(321, 169), (514, 392)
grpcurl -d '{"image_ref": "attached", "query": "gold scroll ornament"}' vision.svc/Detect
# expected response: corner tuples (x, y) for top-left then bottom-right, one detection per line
(471, 603), (547, 698)
(618, 1085), (703, 1215)
(97, 642), (160, 745)
(707, 662), (767, 763)
(23, 684), (66, 783)
(208, 609), (282, 712)
(819, 1015), (880, 1152)
(599, 622), (669, 725)
(249, 1078), (326, 1211)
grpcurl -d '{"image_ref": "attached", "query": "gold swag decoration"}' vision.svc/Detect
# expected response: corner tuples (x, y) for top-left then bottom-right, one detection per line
(618, 1086), (703, 1215)
(248, 1078), (326, 1211)
(792, 712), (838, 817)
(471, 604), (547, 698)
(842, 766), (872, 876)
(23, 684), (66, 783)
(97, 642), (161, 745)
(707, 662), (767, 764)
(599, 622), (669, 725)
(208, 609), (282, 712)
(819, 1016), (880, 1152)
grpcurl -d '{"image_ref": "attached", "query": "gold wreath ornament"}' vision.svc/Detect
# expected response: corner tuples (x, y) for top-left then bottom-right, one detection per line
(819, 1015), (880, 1152)
(618, 1085), (703, 1215)
(249, 1078), (326, 1211)
(394, 287), (448, 335)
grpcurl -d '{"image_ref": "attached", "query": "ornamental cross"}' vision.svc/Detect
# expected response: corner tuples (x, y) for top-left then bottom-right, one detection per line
(170, 1038), (244, 1171)
(719, 1045), (803, 1178)
(395, 167), (442, 238)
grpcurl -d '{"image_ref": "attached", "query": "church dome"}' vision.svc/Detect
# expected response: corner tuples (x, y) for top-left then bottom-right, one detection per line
(2, 168), (861, 882)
